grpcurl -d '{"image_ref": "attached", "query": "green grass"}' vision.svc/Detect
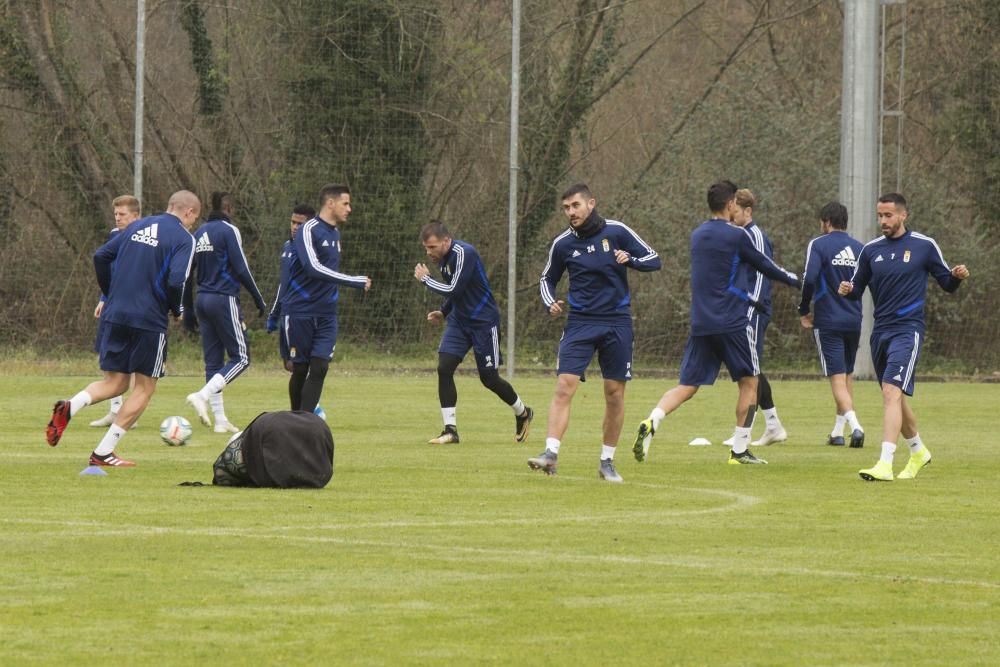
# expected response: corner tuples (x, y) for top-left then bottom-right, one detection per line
(2, 370), (998, 665)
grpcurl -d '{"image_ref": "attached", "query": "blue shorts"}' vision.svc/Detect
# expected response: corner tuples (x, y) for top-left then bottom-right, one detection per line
(812, 328), (860, 377)
(284, 315), (338, 364)
(748, 311), (769, 364)
(679, 328), (758, 386)
(278, 325), (291, 361)
(93, 316), (109, 354)
(99, 322), (167, 378)
(871, 329), (922, 396)
(439, 322), (502, 372)
(556, 320), (633, 381)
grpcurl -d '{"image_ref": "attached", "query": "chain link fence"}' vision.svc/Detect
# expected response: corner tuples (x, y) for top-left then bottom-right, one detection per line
(1, 1), (996, 376)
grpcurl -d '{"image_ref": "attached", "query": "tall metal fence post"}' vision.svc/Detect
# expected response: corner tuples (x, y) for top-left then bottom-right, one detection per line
(840, 0), (880, 379)
(506, 0), (521, 380)
(133, 0), (146, 204)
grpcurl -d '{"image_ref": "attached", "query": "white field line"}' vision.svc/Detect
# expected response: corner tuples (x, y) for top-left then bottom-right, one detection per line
(2, 485), (753, 532)
(3, 517), (999, 591)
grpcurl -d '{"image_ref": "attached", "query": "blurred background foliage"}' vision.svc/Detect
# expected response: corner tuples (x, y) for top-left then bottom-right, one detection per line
(0, 0), (996, 375)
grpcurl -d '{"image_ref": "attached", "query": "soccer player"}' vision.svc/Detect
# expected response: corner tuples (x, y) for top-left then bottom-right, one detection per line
(529, 183), (661, 482)
(45, 191), (199, 466)
(89, 195), (141, 428)
(723, 188), (788, 447)
(633, 180), (800, 465)
(281, 184), (370, 414)
(414, 221), (533, 444)
(267, 203), (316, 372)
(184, 192), (267, 433)
(838, 193), (969, 481)
(798, 201), (865, 447)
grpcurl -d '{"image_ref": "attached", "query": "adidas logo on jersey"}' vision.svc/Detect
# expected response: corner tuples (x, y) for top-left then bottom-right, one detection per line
(195, 233), (214, 253)
(831, 246), (857, 267)
(572, 250), (581, 258)
(874, 254), (884, 262)
(131, 223), (159, 247)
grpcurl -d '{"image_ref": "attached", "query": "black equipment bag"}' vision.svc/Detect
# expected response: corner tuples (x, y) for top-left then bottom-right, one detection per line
(212, 411), (334, 488)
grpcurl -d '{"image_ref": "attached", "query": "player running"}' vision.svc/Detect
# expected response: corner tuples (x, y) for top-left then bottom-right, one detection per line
(633, 180), (800, 465)
(530, 183), (661, 482)
(723, 188), (789, 447)
(414, 222), (533, 444)
(89, 195), (141, 428)
(184, 192), (267, 433)
(45, 191), (199, 466)
(838, 193), (969, 481)
(799, 201), (866, 448)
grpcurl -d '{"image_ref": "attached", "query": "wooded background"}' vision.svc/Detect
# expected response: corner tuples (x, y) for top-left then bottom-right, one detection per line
(1, 0), (996, 374)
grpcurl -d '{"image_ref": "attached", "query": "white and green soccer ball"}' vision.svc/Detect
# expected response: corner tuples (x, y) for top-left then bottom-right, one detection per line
(160, 415), (193, 446)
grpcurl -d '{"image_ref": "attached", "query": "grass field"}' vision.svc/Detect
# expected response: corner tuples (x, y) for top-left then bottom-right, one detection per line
(2, 370), (998, 665)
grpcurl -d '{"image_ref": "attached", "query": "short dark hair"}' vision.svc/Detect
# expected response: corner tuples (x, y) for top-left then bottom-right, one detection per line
(878, 192), (907, 211)
(420, 220), (450, 242)
(211, 191), (234, 213)
(707, 180), (738, 213)
(292, 203), (316, 218)
(560, 183), (593, 202)
(819, 201), (848, 230)
(319, 184), (350, 206)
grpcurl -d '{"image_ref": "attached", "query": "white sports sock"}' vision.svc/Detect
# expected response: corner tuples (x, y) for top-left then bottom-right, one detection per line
(209, 392), (226, 421)
(94, 424), (127, 456)
(650, 407), (666, 431)
(845, 410), (862, 432)
(545, 437), (561, 454)
(763, 407), (780, 427)
(69, 391), (93, 417)
(601, 444), (616, 461)
(441, 407), (456, 427)
(110, 395), (123, 415)
(880, 441), (897, 464)
(511, 397), (526, 415)
(905, 433), (925, 454)
(731, 427), (752, 454)
(199, 373), (227, 400)
(831, 414), (847, 437)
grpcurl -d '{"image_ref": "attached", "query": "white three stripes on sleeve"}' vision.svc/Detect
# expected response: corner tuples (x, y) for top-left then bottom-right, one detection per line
(422, 244), (465, 293)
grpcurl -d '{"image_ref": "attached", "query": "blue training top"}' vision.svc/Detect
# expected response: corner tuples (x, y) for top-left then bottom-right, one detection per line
(842, 230), (961, 333)
(192, 216), (266, 311)
(97, 227), (119, 305)
(94, 213), (195, 333)
(739, 220), (774, 317)
(267, 239), (294, 329)
(688, 218), (799, 336)
(283, 217), (368, 317)
(419, 239), (499, 328)
(540, 212), (661, 325)
(798, 230), (864, 332)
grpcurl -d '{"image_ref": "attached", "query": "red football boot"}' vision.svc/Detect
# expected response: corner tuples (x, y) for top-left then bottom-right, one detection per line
(46, 400), (72, 447)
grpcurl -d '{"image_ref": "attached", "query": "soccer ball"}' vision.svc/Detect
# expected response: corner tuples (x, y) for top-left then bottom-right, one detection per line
(160, 415), (193, 446)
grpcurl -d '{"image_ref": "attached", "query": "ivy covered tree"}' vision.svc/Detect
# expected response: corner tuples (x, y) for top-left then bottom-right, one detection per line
(278, 0), (439, 343)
